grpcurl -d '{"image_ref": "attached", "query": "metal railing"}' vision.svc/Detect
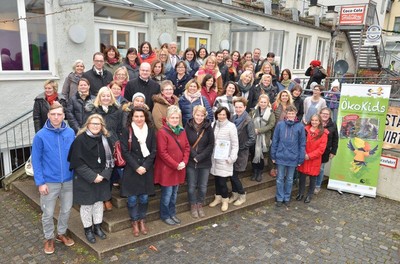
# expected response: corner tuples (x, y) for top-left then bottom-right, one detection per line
(0, 111), (34, 180)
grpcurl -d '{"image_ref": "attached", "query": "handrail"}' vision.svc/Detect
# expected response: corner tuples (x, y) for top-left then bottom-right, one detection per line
(0, 110), (33, 131)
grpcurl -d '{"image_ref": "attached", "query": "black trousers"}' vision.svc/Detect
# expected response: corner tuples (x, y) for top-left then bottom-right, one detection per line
(298, 172), (317, 197)
(214, 176), (229, 198)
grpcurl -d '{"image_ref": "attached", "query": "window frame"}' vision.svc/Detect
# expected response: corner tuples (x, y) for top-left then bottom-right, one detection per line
(293, 35), (310, 70)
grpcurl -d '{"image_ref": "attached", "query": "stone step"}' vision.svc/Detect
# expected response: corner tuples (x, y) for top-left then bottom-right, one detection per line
(103, 175), (276, 233)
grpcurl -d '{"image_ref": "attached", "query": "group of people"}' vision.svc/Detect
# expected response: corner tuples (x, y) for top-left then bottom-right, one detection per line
(31, 42), (339, 255)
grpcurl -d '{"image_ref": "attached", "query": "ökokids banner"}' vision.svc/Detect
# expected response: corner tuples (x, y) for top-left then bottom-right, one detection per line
(328, 84), (391, 197)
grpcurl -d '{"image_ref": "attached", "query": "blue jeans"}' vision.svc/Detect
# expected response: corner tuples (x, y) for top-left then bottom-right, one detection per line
(276, 164), (296, 202)
(231, 171), (245, 194)
(316, 163), (326, 188)
(186, 166), (210, 205)
(127, 194), (149, 221)
(160, 185), (179, 220)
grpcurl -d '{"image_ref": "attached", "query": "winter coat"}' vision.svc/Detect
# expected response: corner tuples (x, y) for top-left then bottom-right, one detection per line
(271, 118), (306, 167)
(33, 93), (67, 133)
(32, 120), (75, 186)
(322, 118), (339, 163)
(82, 66), (113, 96)
(138, 52), (157, 64)
(178, 94), (214, 126)
(103, 60), (122, 75)
(152, 93), (181, 131)
(201, 86), (218, 107)
(61, 72), (80, 101)
(305, 66), (327, 89)
(298, 125), (328, 176)
(120, 126), (157, 197)
(68, 132), (113, 205)
(184, 118), (215, 169)
(124, 77), (160, 111)
(86, 103), (123, 145)
(210, 119), (239, 177)
(248, 83), (278, 110)
(250, 106), (275, 157)
(122, 62), (139, 81)
(233, 113), (256, 171)
(186, 60), (200, 79)
(154, 122), (190, 186)
(66, 92), (95, 133)
(121, 102), (152, 130)
(195, 69), (224, 95)
(292, 95), (304, 122)
(166, 71), (191, 97)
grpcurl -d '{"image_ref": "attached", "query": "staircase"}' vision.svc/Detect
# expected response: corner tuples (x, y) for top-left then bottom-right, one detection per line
(11, 169), (288, 259)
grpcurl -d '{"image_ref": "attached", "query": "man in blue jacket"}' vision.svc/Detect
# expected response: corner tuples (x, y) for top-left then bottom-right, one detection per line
(32, 101), (75, 254)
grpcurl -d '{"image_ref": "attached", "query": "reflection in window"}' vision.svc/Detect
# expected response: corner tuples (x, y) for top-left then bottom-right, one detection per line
(0, 1), (23, 70)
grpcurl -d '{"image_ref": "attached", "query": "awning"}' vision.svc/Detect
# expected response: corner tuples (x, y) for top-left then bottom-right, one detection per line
(97, 0), (265, 32)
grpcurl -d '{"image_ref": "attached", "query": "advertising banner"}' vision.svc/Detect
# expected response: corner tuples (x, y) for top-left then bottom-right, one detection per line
(328, 84), (391, 197)
(383, 106), (400, 150)
(339, 5), (366, 25)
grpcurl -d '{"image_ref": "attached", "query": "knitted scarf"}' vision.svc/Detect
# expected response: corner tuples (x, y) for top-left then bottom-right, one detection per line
(107, 57), (118, 65)
(85, 129), (114, 168)
(280, 79), (292, 89)
(184, 90), (202, 103)
(131, 122), (150, 157)
(46, 93), (58, 105)
(167, 122), (184, 135)
(252, 106), (272, 163)
(237, 80), (252, 94)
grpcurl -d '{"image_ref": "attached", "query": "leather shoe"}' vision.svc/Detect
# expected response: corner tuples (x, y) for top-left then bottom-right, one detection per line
(163, 218), (176, 225)
(44, 239), (55, 255)
(304, 196), (311, 203)
(56, 234), (75, 246)
(296, 194), (304, 201)
(171, 215), (181, 224)
(84, 227), (96, 244)
(94, 224), (107, 239)
(276, 201), (283, 207)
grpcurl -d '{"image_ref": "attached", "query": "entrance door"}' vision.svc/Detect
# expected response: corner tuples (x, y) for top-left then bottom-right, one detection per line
(177, 31), (210, 52)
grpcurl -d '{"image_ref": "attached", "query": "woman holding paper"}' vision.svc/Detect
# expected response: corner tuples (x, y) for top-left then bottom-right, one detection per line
(209, 107), (239, 212)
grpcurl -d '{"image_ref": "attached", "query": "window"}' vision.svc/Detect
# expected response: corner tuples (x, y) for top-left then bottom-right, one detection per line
(0, 0), (48, 71)
(316, 39), (328, 64)
(293, 35), (309, 70)
(394, 17), (400, 32)
(94, 4), (145, 22)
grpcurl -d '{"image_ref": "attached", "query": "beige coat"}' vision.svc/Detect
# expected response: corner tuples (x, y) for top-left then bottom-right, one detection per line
(151, 93), (181, 131)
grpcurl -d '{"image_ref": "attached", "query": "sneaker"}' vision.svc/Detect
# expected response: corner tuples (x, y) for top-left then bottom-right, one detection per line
(276, 201), (283, 207)
(284, 201), (290, 207)
(314, 187), (321, 195)
(44, 239), (55, 255)
(56, 234), (75, 247)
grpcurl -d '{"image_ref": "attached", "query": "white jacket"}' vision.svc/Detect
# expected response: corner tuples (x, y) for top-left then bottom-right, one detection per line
(210, 119), (239, 177)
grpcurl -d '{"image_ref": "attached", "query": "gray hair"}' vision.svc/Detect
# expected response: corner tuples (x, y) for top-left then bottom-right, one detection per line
(72, 59), (84, 71)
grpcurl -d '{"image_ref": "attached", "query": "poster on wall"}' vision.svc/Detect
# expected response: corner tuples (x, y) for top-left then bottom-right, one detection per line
(383, 106), (400, 150)
(328, 84), (391, 197)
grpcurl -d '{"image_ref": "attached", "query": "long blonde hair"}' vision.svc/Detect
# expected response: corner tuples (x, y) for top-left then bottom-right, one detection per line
(93, 86), (117, 107)
(77, 114), (109, 136)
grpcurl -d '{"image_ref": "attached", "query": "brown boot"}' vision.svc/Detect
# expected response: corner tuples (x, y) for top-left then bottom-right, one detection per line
(131, 221), (139, 237)
(190, 204), (199, 218)
(139, 219), (148, 235)
(197, 203), (205, 218)
(104, 201), (113, 211)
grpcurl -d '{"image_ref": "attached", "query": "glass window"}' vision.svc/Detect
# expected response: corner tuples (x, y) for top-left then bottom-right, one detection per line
(316, 39), (327, 64)
(0, 1), (22, 70)
(293, 35), (309, 70)
(94, 4), (145, 22)
(177, 21), (209, 30)
(394, 17), (400, 32)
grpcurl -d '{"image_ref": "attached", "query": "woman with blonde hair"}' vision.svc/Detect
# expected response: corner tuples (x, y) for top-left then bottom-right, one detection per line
(249, 74), (278, 110)
(195, 56), (223, 95)
(272, 90), (294, 124)
(112, 66), (129, 97)
(255, 61), (277, 86)
(158, 48), (172, 75)
(68, 114), (114, 243)
(62, 59), (85, 100)
(34, 80), (67, 133)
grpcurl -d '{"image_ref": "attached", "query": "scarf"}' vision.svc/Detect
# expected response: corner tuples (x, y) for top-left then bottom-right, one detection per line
(46, 93), (58, 105)
(280, 79), (292, 89)
(107, 57), (118, 65)
(167, 122), (184, 135)
(184, 90), (202, 103)
(78, 91), (89, 100)
(252, 107), (272, 163)
(131, 122), (150, 157)
(140, 53), (149, 60)
(85, 129), (114, 168)
(233, 111), (248, 128)
(197, 68), (216, 78)
(237, 80), (252, 94)
(129, 61), (137, 69)
(233, 60), (240, 70)
(163, 94), (175, 105)
(101, 105), (109, 113)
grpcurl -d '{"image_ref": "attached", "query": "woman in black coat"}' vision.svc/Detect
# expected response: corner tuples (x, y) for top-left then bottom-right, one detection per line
(33, 80), (67, 133)
(68, 114), (114, 244)
(315, 107), (338, 193)
(120, 107), (156, 237)
(66, 78), (95, 133)
(184, 105), (215, 218)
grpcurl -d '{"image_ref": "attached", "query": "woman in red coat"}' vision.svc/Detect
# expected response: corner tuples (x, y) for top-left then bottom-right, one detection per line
(296, 114), (328, 203)
(154, 105), (190, 225)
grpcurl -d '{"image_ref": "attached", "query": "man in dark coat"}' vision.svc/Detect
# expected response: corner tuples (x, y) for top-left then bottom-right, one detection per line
(124, 62), (160, 111)
(216, 51), (229, 85)
(253, 48), (263, 73)
(82, 52), (113, 96)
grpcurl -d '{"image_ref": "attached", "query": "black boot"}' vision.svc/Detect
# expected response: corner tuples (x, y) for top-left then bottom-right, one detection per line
(93, 223), (107, 239)
(84, 226), (96, 244)
(251, 169), (258, 181)
(255, 170), (263, 182)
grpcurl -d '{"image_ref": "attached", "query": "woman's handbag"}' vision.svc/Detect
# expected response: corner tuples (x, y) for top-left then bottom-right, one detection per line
(25, 156), (34, 176)
(114, 127), (132, 167)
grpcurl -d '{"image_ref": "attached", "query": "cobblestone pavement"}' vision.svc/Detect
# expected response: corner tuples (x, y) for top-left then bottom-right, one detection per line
(1, 188), (399, 264)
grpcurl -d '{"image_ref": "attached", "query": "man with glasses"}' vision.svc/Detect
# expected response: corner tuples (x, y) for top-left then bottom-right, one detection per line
(31, 102), (75, 255)
(83, 52), (113, 96)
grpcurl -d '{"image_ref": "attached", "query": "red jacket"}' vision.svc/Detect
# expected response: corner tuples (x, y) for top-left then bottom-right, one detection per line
(138, 52), (157, 65)
(154, 123), (190, 186)
(201, 86), (217, 107)
(298, 125), (328, 176)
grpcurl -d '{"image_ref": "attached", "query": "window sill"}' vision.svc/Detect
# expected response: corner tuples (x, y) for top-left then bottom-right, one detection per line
(0, 71), (59, 81)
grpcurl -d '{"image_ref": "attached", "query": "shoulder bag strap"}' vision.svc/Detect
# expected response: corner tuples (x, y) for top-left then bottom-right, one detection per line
(163, 127), (183, 153)
(128, 126), (133, 151)
(192, 129), (205, 149)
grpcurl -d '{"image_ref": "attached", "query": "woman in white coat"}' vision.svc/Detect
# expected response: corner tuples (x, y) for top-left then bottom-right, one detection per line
(209, 106), (239, 212)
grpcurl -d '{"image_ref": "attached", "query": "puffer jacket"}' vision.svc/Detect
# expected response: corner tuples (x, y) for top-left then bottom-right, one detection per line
(321, 118), (339, 163)
(33, 93), (67, 133)
(298, 125), (328, 176)
(66, 92), (95, 133)
(178, 94), (214, 126)
(271, 118), (306, 167)
(210, 119), (239, 177)
(61, 72), (80, 100)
